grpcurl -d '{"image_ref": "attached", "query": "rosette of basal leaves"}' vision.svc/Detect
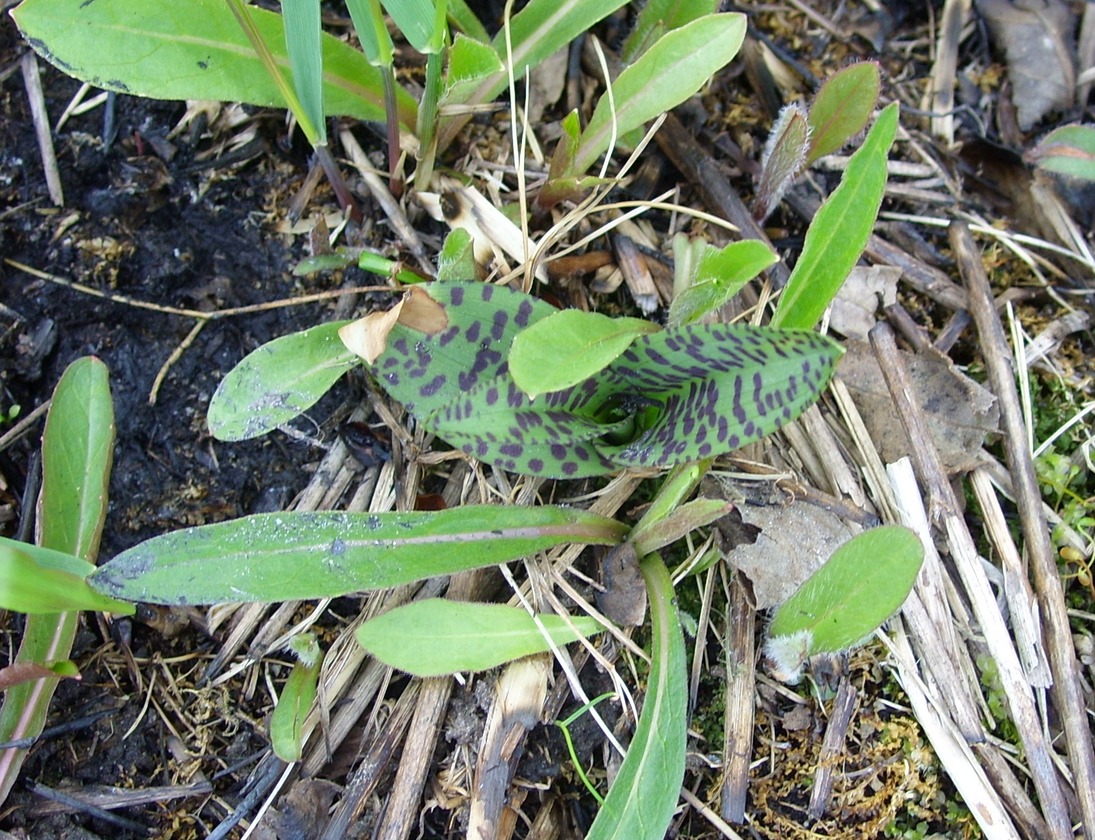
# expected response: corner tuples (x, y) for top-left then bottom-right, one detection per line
(341, 281), (842, 478)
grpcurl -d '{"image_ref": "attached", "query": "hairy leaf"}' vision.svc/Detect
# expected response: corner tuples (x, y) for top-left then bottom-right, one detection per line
(766, 525), (923, 682)
(89, 506), (627, 605)
(806, 62), (880, 164)
(357, 599), (602, 676)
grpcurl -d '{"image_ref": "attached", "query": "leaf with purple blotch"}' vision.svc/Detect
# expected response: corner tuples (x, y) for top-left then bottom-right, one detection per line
(345, 281), (842, 478)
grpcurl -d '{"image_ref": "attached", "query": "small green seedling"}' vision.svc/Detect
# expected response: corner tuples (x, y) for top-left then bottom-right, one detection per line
(270, 633), (323, 762)
(765, 525), (924, 683)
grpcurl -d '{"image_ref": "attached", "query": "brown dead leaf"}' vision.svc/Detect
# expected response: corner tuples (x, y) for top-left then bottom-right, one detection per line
(721, 499), (857, 610)
(597, 542), (647, 627)
(976, 0), (1077, 129)
(828, 266), (902, 340)
(838, 340), (1000, 473)
(339, 285), (447, 364)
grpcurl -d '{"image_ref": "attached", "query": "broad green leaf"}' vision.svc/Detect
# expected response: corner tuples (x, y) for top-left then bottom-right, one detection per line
(38, 357), (114, 559)
(0, 544), (132, 615)
(754, 104), (809, 222)
(1025, 124), (1095, 182)
(571, 14), (746, 175)
(270, 634), (322, 762)
(208, 321), (357, 441)
(620, 0), (719, 61)
(587, 553), (685, 839)
(509, 310), (658, 399)
(440, 33), (505, 105)
(89, 506), (627, 605)
(357, 282), (841, 478)
(356, 599), (602, 676)
(12, 0), (417, 128)
(281, 0), (326, 144)
(806, 62), (881, 165)
(668, 239), (778, 327)
(771, 103), (898, 330)
(766, 526), (923, 681)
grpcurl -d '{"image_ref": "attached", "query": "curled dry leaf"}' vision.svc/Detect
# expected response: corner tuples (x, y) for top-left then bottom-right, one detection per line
(339, 285), (448, 364)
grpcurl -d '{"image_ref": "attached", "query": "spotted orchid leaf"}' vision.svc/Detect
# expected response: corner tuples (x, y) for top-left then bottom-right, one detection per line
(343, 281), (842, 478)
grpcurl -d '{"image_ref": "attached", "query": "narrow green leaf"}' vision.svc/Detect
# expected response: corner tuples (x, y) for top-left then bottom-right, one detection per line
(12, 0), (417, 128)
(281, 0), (326, 144)
(0, 544), (132, 615)
(1025, 124), (1095, 182)
(766, 526), (923, 680)
(771, 102), (898, 330)
(270, 635), (322, 762)
(806, 62), (881, 165)
(346, 0), (393, 66)
(436, 0), (630, 150)
(357, 599), (601, 676)
(587, 553), (685, 839)
(208, 321), (357, 441)
(0, 357), (115, 807)
(446, 0), (490, 43)
(620, 0), (719, 61)
(668, 239), (777, 327)
(89, 507), (627, 605)
(509, 311), (658, 399)
(572, 14), (746, 175)
(39, 357), (114, 559)
(0, 537), (94, 578)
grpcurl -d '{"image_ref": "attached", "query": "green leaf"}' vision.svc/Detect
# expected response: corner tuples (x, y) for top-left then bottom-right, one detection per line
(620, 0), (719, 61)
(346, 0), (393, 66)
(270, 634), (322, 762)
(382, 0), (439, 54)
(437, 229), (479, 281)
(447, 0), (490, 43)
(359, 282), (841, 478)
(12, 0), (417, 128)
(0, 356), (116, 807)
(668, 239), (778, 327)
(571, 13), (746, 175)
(771, 102), (898, 330)
(440, 33), (504, 105)
(586, 553), (685, 839)
(89, 506), (627, 605)
(0, 544), (132, 615)
(1025, 124), (1095, 182)
(356, 599), (602, 676)
(435, 0), (631, 150)
(766, 525), (923, 680)
(509, 310), (659, 399)
(208, 321), (358, 441)
(39, 357), (114, 559)
(806, 62), (881, 165)
(281, 0), (326, 144)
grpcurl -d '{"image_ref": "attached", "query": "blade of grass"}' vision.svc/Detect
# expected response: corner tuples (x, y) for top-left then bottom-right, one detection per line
(281, 0), (326, 144)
